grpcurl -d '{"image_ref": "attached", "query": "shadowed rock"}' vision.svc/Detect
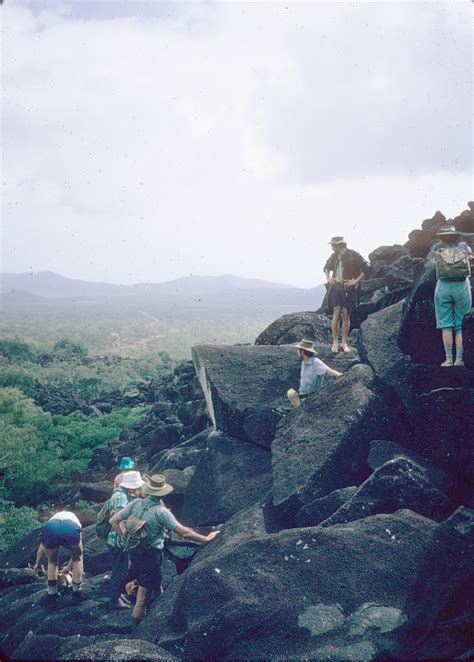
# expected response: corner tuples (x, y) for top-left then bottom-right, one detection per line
(149, 427), (210, 472)
(138, 511), (436, 661)
(181, 431), (272, 527)
(272, 364), (395, 520)
(63, 639), (179, 661)
(81, 481), (114, 503)
(295, 487), (357, 528)
(319, 458), (454, 527)
(254, 312), (332, 345)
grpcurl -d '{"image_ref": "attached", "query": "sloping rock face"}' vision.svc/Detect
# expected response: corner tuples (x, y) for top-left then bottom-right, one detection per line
(255, 311), (331, 345)
(319, 458), (454, 527)
(181, 431), (272, 527)
(271, 364), (396, 521)
(139, 511), (436, 661)
(295, 487), (357, 528)
(192, 344), (299, 448)
(63, 639), (179, 661)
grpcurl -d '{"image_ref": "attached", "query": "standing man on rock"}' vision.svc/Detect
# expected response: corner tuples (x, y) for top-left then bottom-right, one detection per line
(323, 237), (369, 354)
(429, 224), (472, 366)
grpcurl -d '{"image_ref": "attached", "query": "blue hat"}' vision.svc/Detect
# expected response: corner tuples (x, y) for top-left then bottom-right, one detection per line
(118, 456), (135, 471)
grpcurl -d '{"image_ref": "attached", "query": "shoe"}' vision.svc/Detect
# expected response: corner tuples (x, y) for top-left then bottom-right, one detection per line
(454, 359), (464, 367)
(119, 593), (132, 606)
(111, 596), (132, 609)
(441, 360), (454, 367)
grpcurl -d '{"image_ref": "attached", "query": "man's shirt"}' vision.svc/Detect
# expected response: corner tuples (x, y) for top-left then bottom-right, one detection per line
(324, 249), (369, 281)
(431, 240), (471, 254)
(119, 497), (178, 550)
(106, 487), (133, 548)
(299, 356), (329, 395)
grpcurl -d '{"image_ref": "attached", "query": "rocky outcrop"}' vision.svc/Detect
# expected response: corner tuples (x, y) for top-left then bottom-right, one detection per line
(295, 486), (357, 527)
(254, 311), (331, 345)
(64, 639), (179, 661)
(271, 364), (395, 521)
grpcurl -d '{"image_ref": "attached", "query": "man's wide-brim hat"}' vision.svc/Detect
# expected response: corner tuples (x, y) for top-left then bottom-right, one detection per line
(142, 474), (174, 497)
(120, 470), (145, 490)
(434, 224), (459, 237)
(118, 456), (135, 471)
(293, 339), (318, 355)
(329, 236), (347, 245)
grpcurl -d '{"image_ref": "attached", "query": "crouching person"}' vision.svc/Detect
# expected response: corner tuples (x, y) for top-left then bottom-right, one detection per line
(34, 510), (85, 604)
(287, 339), (342, 407)
(110, 474), (220, 629)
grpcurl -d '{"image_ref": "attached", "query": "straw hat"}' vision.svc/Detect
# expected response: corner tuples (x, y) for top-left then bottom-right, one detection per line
(120, 471), (145, 490)
(292, 339), (318, 355)
(329, 236), (347, 245)
(142, 474), (174, 497)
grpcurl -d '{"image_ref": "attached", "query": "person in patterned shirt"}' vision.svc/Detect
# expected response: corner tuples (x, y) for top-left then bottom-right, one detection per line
(106, 470), (144, 609)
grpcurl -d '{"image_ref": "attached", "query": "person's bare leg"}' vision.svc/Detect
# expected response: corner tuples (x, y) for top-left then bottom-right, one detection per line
(341, 308), (351, 352)
(69, 543), (83, 584)
(441, 328), (454, 366)
(132, 586), (149, 626)
(45, 548), (59, 596)
(331, 307), (341, 352)
(454, 331), (464, 365)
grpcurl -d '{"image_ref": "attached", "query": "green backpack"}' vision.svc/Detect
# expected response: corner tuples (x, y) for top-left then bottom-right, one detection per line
(435, 246), (470, 280)
(121, 500), (156, 554)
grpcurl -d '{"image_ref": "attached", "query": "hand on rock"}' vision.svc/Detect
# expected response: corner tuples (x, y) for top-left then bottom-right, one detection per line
(206, 531), (220, 543)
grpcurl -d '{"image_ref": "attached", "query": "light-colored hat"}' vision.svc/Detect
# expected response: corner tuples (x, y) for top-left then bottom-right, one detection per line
(120, 471), (145, 490)
(434, 224), (459, 237)
(329, 236), (347, 245)
(142, 474), (174, 497)
(118, 456), (135, 470)
(293, 339), (318, 355)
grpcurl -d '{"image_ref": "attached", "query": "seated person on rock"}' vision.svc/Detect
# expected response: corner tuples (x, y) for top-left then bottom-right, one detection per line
(323, 236), (368, 354)
(429, 224), (472, 367)
(287, 339), (342, 407)
(110, 473), (220, 629)
(34, 510), (85, 604)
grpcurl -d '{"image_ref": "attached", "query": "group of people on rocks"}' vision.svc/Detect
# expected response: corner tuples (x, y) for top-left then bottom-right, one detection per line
(35, 458), (220, 628)
(287, 226), (472, 405)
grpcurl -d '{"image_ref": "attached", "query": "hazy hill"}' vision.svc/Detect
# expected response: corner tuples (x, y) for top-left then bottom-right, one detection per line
(0, 271), (325, 309)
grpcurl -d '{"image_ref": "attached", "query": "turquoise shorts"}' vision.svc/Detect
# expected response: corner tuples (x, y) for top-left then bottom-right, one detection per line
(434, 279), (472, 331)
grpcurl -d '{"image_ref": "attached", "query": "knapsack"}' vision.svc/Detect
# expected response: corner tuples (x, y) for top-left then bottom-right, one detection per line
(121, 499), (156, 554)
(95, 489), (121, 541)
(435, 246), (470, 280)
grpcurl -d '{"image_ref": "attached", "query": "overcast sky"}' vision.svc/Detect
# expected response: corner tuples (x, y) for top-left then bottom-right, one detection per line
(2, 0), (472, 287)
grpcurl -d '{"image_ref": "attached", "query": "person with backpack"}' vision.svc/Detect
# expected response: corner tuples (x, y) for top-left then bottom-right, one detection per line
(33, 510), (85, 604)
(110, 474), (220, 628)
(430, 224), (472, 366)
(99, 470), (145, 609)
(323, 237), (369, 354)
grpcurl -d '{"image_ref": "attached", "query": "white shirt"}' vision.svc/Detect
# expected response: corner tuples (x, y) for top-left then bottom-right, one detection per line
(50, 511), (81, 528)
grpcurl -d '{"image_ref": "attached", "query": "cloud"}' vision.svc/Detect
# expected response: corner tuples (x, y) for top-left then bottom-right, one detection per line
(2, 1), (471, 286)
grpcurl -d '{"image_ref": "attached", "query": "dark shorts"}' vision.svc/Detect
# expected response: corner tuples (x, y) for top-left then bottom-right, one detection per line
(129, 549), (163, 590)
(327, 283), (357, 312)
(41, 520), (81, 550)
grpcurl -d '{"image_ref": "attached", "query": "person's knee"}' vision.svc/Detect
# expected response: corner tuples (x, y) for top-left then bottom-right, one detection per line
(342, 309), (350, 321)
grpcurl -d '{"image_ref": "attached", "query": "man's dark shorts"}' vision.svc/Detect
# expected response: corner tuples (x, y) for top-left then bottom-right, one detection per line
(129, 549), (163, 590)
(328, 283), (357, 312)
(41, 520), (81, 550)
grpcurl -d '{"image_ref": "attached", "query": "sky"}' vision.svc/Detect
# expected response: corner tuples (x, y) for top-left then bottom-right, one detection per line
(1, 0), (472, 288)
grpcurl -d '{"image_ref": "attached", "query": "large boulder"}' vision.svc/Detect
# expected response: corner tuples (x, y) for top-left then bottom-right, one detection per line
(149, 428), (210, 472)
(80, 481), (114, 503)
(319, 458), (454, 527)
(0, 527), (42, 569)
(160, 467), (194, 518)
(254, 312), (332, 346)
(181, 431), (272, 527)
(271, 364), (396, 521)
(192, 344), (299, 448)
(399, 507), (474, 659)
(138, 511), (437, 661)
(81, 524), (111, 576)
(63, 639), (179, 661)
(462, 309), (474, 369)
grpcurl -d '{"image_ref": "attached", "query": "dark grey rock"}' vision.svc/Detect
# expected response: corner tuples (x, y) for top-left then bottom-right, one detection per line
(272, 364), (394, 520)
(255, 311), (332, 346)
(138, 511), (436, 661)
(150, 428), (210, 472)
(320, 458), (454, 527)
(81, 481), (114, 503)
(0, 567), (39, 588)
(0, 527), (42, 569)
(462, 309), (474, 369)
(160, 467), (194, 518)
(295, 487), (357, 527)
(63, 638), (179, 661)
(181, 431), (272, 527)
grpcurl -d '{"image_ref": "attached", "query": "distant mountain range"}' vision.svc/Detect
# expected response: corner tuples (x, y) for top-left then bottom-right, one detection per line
(0, 271), (325, 309)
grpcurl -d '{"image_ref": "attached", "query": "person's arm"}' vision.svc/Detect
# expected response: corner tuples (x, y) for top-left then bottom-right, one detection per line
(174, 523), (220, 543)
(109, 499), (134, 537)
(33, 543), (46, 572)
(326, 367), (342, 378)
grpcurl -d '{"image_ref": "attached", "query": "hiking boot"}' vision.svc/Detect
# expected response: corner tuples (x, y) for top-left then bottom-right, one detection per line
(441, 359), (454, 367)
(119, 593), (132, 606)
(454, 359), (465, 367)
(42, 593), (58, 608)
(72, 591), (88, 603)
(110, 596), (132, 610)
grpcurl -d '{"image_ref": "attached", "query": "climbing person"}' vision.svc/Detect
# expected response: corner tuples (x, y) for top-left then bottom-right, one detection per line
(110, 474), (220, 629)
(106, 470), (145, 610)
(323, 237), (369, 353)
(287, 339), (342, 407)
(33, 511), (85, 604)
(429, 223), (472, 367)
(114, 456), (136, 488)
